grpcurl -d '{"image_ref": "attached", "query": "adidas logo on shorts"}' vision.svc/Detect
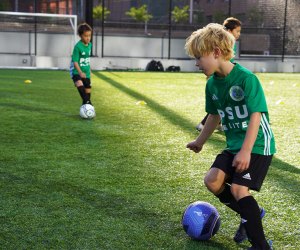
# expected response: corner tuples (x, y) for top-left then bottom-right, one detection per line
(242, 173), (252, 180)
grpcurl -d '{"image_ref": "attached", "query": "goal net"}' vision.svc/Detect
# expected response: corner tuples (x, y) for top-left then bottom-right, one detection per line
(0, 11), (77, 57)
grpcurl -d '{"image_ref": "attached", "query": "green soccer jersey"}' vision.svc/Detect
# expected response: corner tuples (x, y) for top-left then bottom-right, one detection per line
(71, 41), (92, 78)
(205, 63), (276, 155)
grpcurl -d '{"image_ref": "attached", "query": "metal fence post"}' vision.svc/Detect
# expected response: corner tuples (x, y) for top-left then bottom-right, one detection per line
(168, 0), (172, 59)
(101, 0), (105, 58)
(282, 0), (288, 62)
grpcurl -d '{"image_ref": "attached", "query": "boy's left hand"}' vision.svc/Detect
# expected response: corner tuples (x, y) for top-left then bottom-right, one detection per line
(232, 150), (251, 173)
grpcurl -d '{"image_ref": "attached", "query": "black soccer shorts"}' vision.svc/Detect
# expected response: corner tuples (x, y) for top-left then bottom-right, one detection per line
(72, 74), (91, 89)
(211, 150), (273, 191)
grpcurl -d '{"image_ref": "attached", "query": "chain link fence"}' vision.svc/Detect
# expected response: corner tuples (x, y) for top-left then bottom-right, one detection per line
(1, 0), (299, 58)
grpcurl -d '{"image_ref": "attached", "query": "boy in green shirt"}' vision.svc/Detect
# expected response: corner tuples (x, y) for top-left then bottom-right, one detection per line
(196, 17), (242, 131)
(185, 23), (275, 250)
(70, 23), (93, 105)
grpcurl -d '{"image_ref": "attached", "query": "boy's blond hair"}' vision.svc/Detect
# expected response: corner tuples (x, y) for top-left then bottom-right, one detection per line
(185, 23), (235, 61)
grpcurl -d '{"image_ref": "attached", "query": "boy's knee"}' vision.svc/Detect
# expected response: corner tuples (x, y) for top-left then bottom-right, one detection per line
(204, 174), (222, 194)
(75, 81), (83, 87)
(230, 184), (250, 200)
(203, 174), (211, 188)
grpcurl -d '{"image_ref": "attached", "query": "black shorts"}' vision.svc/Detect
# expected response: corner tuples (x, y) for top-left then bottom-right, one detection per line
(72, 74), (91, 88)
(211, 150), (273, 191)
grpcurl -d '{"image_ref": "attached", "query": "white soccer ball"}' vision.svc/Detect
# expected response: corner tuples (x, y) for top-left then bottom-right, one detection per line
(79, 104), (95, 119)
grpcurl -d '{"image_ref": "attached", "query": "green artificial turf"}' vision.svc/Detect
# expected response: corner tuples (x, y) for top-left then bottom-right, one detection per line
(0, 69), (299, 249)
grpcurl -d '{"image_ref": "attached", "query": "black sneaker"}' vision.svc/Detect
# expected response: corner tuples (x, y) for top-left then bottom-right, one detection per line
(234, 220), (247, 244)
(234, 207), (266, 243)
(248, 239), (273, 250)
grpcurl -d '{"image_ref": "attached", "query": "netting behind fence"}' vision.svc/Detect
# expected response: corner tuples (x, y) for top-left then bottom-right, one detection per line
(95, 0), (299, 56)
(1, 0), (299, 57)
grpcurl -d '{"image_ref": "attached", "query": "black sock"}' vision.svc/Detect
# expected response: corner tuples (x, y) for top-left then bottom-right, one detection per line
(238, 196), (269, 249)
(77, 86), (89, 104)
(216, 183), (241, 214)
(201, 113), (209, 125)
(86, 92), (92, 104)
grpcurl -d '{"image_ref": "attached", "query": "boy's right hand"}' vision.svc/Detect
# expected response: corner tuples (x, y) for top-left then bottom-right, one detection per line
(79, 72), (86, 78)
(186, 141), (203, 153)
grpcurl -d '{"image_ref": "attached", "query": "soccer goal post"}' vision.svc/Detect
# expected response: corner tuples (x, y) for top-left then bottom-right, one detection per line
(0, 11), (77, 58)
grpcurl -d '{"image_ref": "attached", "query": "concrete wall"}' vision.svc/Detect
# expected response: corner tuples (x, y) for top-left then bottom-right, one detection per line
(237, 58), (299, 73)
(2, 55), (299, 73)
(0, 32), (186, 58)
(1, 31), (299, 72)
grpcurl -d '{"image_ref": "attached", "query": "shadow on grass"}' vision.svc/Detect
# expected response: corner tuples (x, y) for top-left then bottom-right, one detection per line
(1, 103), (77, 118)
(184, 240), (240, 250)
(93, 71), (225, 148)
(93, 71), (196, 133)
(0, 170), (227, 249)
(268, 157), (300, 202)
(94, 71), (300, 199)
(271, 157), (300, 175)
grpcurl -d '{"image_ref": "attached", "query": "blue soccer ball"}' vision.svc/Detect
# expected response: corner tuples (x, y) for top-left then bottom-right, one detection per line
(182, 201), (221, 241)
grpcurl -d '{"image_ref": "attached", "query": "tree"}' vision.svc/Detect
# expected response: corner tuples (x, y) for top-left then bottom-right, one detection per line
(126, 4), (153, 23)
(126, 5), (153, 34)
(93, 5), (110, 21)
(172, 5), (189, 23)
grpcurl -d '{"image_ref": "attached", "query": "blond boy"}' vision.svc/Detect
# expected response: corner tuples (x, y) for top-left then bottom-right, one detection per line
(185, 23), (275, 250)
